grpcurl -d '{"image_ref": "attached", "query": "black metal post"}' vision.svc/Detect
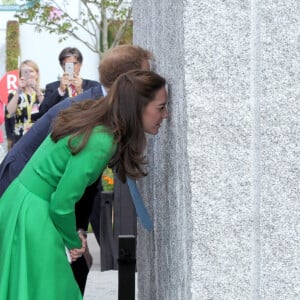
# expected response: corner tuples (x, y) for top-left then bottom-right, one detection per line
(99, 191), (116, 271)
(118, 235), (136, 300)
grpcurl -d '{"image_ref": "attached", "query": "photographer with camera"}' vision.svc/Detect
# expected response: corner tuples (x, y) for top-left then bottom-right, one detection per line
(6, 59), (44, 148)
(38, 47), (100, 116)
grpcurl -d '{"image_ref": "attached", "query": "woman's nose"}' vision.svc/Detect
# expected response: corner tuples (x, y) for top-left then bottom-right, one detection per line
(163, 107), (169, 118)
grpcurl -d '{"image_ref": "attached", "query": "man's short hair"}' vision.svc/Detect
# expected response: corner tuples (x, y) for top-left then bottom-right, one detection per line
(99, 44), (153, 89)
(59, 47), (83, 66)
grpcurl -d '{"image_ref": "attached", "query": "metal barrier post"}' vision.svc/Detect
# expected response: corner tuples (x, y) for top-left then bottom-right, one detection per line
(118, 235), (136, 300)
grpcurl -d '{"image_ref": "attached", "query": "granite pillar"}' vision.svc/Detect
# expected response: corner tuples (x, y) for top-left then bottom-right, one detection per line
(133, 1), (300, 299)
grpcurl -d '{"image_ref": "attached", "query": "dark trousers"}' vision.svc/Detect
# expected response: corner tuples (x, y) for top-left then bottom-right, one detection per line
(73, 174), (137, 293)
(73, 179), (102, 294)
(89, 174), (137, 271)
(71, 256), (89, 295)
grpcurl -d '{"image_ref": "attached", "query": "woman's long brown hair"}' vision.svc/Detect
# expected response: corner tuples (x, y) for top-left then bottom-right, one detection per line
(51, 70), (166, 182)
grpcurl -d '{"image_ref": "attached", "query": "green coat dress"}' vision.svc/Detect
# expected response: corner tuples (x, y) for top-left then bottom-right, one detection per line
(0, 125), (115, 300)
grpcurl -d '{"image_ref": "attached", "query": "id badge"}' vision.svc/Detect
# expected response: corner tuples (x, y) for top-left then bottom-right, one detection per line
(31, 103), (40, 114)
(23, 122), (33, 134)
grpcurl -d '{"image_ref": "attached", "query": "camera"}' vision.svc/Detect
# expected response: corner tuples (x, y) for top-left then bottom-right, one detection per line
(21, 69), (30, 80)
(65, 62), (74, 79)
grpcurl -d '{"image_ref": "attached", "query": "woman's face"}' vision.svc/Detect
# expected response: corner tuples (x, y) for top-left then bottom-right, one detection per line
(21, 64), (38, 81)
(142, 86), (168, 135)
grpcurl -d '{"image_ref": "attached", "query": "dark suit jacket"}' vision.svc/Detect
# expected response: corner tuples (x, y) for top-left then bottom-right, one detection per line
(39, 79), (100, 116)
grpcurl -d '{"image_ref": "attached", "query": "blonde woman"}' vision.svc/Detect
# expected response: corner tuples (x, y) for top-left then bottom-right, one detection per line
(6, 60), (44, 146)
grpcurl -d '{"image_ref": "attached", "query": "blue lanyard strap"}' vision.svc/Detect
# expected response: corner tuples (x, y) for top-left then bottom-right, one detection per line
(126, 176), (154, 231)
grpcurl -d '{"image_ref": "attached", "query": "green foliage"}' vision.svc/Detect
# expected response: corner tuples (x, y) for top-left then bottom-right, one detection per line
(15, 0), (133, 58)
(100, 19), (133, 53)
(6, 20), (20, 71)
(110, 19), (132, 45)
(88, 223), (93, 233)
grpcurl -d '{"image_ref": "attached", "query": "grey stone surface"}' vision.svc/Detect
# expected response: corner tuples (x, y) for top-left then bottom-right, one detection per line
(259, 2), (300, 299)
(133, 0), (300, 299)
(134, 1), (191, 299)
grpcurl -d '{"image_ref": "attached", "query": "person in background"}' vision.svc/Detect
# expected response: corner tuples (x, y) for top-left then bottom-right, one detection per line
(38, 47), (100, 116)
(0, 44), (153, 295)
(5, 60), (44, 147)
(0, 70), (169, 300)
(89, 43), (153, 250)
(0, 102), (4, 146)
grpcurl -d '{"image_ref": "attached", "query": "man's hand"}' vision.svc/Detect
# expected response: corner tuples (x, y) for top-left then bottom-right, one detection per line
(71, 73), (83, 94)
(59, 72), (71, 93)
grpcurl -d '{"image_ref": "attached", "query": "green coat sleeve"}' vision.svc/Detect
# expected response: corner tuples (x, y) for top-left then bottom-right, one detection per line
(49, 130), (115, 249)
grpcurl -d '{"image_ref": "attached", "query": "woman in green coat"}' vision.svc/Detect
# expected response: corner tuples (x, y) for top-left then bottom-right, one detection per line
(0, 70), (169, 300)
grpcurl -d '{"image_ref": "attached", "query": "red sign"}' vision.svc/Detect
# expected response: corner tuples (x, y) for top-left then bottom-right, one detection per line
(0, 70), (19, 105)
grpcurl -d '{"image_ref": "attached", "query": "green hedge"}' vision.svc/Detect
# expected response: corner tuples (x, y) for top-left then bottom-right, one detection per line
(6, 20), (20, 71)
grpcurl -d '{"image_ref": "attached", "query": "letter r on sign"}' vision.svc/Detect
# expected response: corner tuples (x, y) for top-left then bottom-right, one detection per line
(7, 74), (18, 90)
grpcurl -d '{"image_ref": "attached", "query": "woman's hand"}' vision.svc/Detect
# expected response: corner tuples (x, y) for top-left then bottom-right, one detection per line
(69, 230), (87, 262)
(28, 78), (38, 89)
(7, 77), (27, 114)
(28, 79), (44, 101)
(18, 76), (27, 89)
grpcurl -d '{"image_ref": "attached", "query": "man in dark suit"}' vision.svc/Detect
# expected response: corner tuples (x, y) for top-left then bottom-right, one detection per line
(0, 44), (153, 295)
(38, 47), (100, 116)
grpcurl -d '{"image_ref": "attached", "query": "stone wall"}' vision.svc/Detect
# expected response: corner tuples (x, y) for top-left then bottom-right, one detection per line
(133, 1), (300, 299)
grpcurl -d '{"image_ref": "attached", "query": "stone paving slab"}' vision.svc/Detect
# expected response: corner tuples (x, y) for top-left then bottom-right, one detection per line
(84, 234), (118, 300)
(84, 233), (138, 299)
(84, 270), (118, 300)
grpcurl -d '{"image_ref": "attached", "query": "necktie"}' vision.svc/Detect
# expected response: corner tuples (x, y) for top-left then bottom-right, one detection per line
(69, 84), (77, 97)
(126, 176), (153, 231)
